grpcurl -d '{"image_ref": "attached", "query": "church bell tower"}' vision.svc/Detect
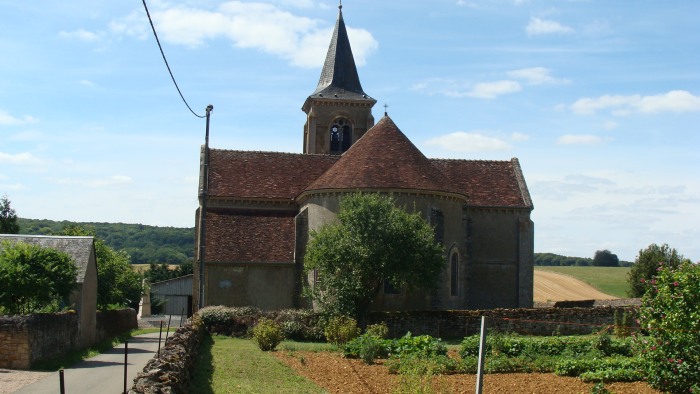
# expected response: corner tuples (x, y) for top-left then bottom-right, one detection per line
(302, 3), (376, 154)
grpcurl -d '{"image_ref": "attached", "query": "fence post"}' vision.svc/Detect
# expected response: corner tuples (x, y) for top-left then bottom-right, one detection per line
(123, 341), (128, 394)
(476, 316), (487, 394)
(157, 320), (163, 357)
(59, 369), (65, 394)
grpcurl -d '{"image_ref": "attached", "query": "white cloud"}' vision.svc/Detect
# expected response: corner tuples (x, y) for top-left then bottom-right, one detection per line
(506, 67), (569, 85)
(0, 152), (41, 165)
(0, 111), (38, 125)
(425, 131), (511, 152)
(510, 132), (530, 141)
(465, 80), (522, 99)
(602, 120), (618, 130)
(571, 90), (700, 115)
(58, 29), (100, 42)
(526, 17), (574, 36)
(110, 1), (377, 68)
(556, 134), (607, 145)
(79, 80), (96, 87)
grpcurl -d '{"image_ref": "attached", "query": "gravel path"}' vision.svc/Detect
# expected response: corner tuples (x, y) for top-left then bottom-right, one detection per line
(0, 369), (51, 394)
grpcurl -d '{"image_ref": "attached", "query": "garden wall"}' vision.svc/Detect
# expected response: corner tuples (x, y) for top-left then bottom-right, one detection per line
(0, 308), (138, 369)
(96, 308), (138, 343)
(130, 318), (204, 394)
(0, 312), (79, 369)
(367, 306), (638, 339)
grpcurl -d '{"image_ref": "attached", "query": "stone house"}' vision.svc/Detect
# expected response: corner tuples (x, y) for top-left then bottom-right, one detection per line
(193, 5), (534, 312)
(0, 235), (98, 347)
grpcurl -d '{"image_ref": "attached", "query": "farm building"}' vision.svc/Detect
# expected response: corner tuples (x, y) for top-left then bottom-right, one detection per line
(150, 274), (193, 316)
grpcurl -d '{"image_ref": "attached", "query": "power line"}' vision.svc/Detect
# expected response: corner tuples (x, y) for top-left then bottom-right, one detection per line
(141, 0), (205, 119)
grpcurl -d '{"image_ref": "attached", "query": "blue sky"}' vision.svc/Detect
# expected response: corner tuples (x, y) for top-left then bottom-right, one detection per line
(1, 0), (698, 262)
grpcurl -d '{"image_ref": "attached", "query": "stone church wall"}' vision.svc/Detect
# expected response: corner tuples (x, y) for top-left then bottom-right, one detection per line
(205, 263), (297, 310)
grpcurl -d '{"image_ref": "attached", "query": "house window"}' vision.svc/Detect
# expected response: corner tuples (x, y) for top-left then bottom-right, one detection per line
(330, 118), (352, 154)
(450, 252), (459, 296)
(383, 279), (401, 295)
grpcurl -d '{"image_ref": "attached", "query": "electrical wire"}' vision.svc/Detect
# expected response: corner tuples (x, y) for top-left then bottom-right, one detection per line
(141, 0), (206, 119)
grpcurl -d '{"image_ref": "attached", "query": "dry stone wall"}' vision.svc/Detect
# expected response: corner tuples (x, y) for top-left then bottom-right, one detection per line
(367, 306), (638, 339)
(0, 312), (79, 369)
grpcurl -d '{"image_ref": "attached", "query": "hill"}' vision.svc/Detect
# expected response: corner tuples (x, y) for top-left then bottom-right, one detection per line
(17, 218), (194, 265)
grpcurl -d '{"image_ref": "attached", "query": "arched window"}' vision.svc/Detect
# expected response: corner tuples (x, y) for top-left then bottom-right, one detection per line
(450, 251), (459, 296)
(330, 118), (352, 154)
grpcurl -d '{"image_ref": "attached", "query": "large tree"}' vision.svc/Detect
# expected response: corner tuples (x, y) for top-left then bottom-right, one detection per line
(627, 243), (689, 298)
(304, 193), (445, 320)
(0, 241), (77, 314)
(62, 225), (143, 309)
(592, 249), (619, 267)
(0, 195), (20, 234)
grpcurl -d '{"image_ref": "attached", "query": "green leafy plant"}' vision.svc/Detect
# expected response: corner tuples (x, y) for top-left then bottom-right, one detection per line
(365, 322), (389, 339)
(252, 318), (284, 351)
(635, 260), (700, 393)
(0, 241), (77, 314)
(388, 332), (447, 358)
(324, 315), (360, 345)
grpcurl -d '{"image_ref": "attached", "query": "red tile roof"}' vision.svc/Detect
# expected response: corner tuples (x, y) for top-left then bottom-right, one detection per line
(205, 117), (532, 209)
(431, 158), (532, 208)
(208, 150), (338, 200)
(205, 209), (295, 263)
(303, 116), (457, 196)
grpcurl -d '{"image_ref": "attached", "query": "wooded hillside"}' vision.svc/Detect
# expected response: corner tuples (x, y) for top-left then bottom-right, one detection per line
(17, 218), (194, 265)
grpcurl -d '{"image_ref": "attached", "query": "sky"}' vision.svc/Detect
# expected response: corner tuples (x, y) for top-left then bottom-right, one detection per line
(1, 0), (698, 262)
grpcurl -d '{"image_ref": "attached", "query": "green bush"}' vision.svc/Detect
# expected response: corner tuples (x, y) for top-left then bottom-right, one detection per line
(365, 322), (389, 339)
(324, 316), (360, 345)
(389, 332), (447, 358)
(386, 353), (459, 376)
(252, 318), (284, 351)
(635, 260), (700, 393)
(274, 309), (324, 341)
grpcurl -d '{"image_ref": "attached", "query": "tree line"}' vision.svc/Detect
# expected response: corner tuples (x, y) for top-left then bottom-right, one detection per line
(17, 217), (195, 265)
(535, 251), (633, 267)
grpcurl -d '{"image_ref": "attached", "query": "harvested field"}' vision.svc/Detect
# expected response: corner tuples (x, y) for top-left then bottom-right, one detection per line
(534, 270), (618, 302)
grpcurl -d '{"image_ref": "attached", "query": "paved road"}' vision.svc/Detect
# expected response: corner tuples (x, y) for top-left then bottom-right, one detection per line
(14, 332), (165, 394)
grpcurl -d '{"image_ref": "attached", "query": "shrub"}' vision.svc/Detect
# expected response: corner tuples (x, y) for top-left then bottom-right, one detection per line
(252, 318), (283, 351)
(324, 316), (360, 345)
(197, 305), (262, 336)
(388, 332), (447, 358)
(386, 353), (459, 376)
(274, 309), (323, 341)
(365, 322), (389, 339)
(635, 260), (700, 393)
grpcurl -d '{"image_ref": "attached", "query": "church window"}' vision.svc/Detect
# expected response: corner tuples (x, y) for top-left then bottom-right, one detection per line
(330, 118), (352, 154)
(450, 252), (459, 297)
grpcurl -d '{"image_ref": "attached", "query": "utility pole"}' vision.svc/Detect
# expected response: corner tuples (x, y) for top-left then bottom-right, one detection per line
(198, 104), (213, 310)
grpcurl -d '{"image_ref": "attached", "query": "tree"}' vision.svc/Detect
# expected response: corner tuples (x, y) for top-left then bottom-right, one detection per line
(627, 244), (689, 298)
(0, 195), (20, 234)
(636, 260), (700, 392)
(592, 249), (619, 267)
(304, 193), (445, 320)
(62, 225), (143, 309)
(0, 241), (77, 314)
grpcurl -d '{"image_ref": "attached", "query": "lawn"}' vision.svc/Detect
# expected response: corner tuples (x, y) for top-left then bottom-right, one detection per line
(190, 335), (327, 394)
(535, 266), (631, 298)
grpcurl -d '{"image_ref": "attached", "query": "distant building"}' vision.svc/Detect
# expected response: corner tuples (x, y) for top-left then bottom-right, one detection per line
(150, 274), (193, 316)
(0, 235), (98, 347)
(194, 5), (534, 312)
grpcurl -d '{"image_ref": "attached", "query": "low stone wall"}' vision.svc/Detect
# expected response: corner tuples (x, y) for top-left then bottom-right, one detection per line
(0, 312), (79, 369)
(96, 308), (138, 343)
(130, 318), (204, 394)
(367, 306), (639, 339)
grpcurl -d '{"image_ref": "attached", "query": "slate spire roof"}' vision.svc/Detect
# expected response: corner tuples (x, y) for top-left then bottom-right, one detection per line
(302, 115), (463, 198)
(309, 4), (372, 101)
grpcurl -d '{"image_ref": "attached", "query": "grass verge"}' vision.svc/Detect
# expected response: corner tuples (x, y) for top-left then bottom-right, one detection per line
(190, 335), (326, 394)
(536, 266), (631, 298)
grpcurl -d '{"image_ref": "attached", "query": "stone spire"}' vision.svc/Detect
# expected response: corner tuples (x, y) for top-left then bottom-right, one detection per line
(311, 3), (370, 99)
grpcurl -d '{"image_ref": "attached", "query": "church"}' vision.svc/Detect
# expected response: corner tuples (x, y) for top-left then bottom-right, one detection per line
(193, 5), (534, 312)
